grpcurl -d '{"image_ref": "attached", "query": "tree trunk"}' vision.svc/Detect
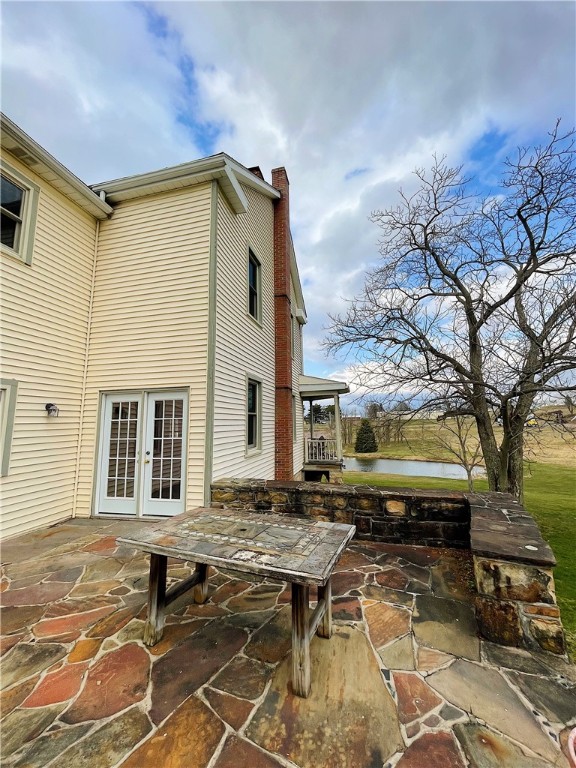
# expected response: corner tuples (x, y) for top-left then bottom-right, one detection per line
(498, 432), (510, 491)
(502, 394), (534, 502)
(475, 413), (503, 492)
(478, 424), (525, 500)
(506, 429), (525, 503)
(507, 450), (524, 502)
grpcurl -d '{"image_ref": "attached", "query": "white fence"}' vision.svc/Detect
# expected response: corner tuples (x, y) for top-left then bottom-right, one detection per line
(306, 438), (338, 462)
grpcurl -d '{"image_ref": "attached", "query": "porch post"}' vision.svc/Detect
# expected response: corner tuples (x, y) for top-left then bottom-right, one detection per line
(309, 398), (315, 440)
(334, 394), (343, 460)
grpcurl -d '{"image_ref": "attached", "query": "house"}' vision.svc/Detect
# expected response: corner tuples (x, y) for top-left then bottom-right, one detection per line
(0, 114), (347, 539)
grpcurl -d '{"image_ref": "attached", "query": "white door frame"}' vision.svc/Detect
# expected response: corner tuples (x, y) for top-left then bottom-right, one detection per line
(95, 389), (188, 518)
(141, 390), (188, 517)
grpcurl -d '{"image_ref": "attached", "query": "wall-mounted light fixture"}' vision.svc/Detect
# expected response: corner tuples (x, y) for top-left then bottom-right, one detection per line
(45, 403), (59, 417)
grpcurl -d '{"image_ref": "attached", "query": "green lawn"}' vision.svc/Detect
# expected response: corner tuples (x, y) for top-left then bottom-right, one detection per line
(343, 463), (576, 658)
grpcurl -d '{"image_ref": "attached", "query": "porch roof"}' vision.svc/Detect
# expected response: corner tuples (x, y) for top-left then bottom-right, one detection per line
(299, 374), (349, 399)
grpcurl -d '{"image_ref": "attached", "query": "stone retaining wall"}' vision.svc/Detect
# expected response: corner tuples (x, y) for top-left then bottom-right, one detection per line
(211, 478), (471, 548)
(467, 492), (565, 655)
(210, 478), (566, 656)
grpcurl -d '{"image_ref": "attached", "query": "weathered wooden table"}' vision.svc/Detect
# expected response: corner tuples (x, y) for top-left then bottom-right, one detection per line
(118, 507), (355, 697)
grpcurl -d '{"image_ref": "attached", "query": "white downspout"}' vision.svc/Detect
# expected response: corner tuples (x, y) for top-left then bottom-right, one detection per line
(72, 218), (99, 519)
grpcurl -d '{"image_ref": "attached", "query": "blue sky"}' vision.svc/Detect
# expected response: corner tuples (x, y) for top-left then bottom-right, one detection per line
(2, 1), (574, 398)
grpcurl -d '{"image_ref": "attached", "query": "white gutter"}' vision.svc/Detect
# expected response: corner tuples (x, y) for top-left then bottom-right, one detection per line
(0, 113), (112, 219)
(91, 155), (230, 196)
(91, 153), (280, 213)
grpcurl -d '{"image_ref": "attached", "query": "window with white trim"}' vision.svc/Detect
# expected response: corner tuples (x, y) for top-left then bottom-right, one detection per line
(0, 379), (18, 476)
(247, 378), (261, 450)
(248, 249), (261, 321)
(0, 164), (39, 265)
(1, 175), (24, 249)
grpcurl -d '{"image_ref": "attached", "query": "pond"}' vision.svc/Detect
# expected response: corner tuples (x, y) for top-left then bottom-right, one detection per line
(344, 456), (485, 480)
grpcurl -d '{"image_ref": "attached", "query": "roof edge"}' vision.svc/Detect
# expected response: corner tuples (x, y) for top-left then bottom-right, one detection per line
(290, 235), (307, 322)
(91, 153), (281, 208)
(299, 374), (350, 397)
(0, 113), (113, 219)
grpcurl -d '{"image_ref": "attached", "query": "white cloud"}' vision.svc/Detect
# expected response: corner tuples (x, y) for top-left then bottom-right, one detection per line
(2, 0), (574, 379)
(1, 2), (203, 181)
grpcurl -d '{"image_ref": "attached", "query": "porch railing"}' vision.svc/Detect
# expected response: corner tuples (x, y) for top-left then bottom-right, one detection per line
(306, 438), (338, 463)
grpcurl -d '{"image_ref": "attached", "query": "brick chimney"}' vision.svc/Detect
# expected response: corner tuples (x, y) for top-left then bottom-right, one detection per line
(271, 167), (294, 480)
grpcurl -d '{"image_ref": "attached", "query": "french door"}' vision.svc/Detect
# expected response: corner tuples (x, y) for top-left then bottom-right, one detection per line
(97, 390), (188, 517)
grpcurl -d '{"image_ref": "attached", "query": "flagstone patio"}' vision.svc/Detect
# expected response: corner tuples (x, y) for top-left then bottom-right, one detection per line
(1, 517), (575, 768)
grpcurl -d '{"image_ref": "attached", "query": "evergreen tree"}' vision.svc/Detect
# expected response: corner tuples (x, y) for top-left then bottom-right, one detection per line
(354, 419), (378, 453)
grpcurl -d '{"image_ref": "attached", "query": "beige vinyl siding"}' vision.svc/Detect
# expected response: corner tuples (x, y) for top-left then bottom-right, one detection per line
(76, 183), (212, 516)
(291, 278), (305, 476)
(0, 153), (97, 538)
(212, 185), (276, 481)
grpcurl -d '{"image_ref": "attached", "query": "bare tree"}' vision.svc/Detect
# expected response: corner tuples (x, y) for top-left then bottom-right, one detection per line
(434, 415), (483, 491)
(341, 411), (358, 448)
(373, 410), (406, 445)
(327, 123), (576, 501)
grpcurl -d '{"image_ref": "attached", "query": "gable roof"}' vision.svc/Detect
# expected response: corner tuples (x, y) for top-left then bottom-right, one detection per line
(1, 113), (306, 314)
(0, 113), (113, 220)
(91, 153), (280, 214)
(1, 114), (281, 219)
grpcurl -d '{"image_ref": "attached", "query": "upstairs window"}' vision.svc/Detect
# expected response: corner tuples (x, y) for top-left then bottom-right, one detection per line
(247, 378), (261, 450)
(1, 175), (24, 250)
(248, 249), (261, 321)
(0, 164), (39, 265)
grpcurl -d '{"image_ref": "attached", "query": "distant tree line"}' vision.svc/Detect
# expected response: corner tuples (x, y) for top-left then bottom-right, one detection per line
(304, 403), (335, 424)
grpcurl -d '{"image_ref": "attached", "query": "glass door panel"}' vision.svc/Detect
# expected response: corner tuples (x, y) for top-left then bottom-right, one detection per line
(98, 395), (142, 515)
(143, 392), (187, 516)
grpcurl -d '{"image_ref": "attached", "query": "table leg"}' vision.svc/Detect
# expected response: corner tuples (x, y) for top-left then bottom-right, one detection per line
(291, 583), (311, 697)
(317, 578), (332, 639)
(193, 562), (209, 603)
(143, 553), (167, 646)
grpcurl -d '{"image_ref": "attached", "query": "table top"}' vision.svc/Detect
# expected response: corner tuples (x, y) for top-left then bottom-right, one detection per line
(118, 507), (356, 586)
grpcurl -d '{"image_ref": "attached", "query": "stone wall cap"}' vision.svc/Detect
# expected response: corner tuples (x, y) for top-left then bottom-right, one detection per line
(471, 517), (540, 536)
(471, 529), (556, 567)
(464, 491), (522, 506)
